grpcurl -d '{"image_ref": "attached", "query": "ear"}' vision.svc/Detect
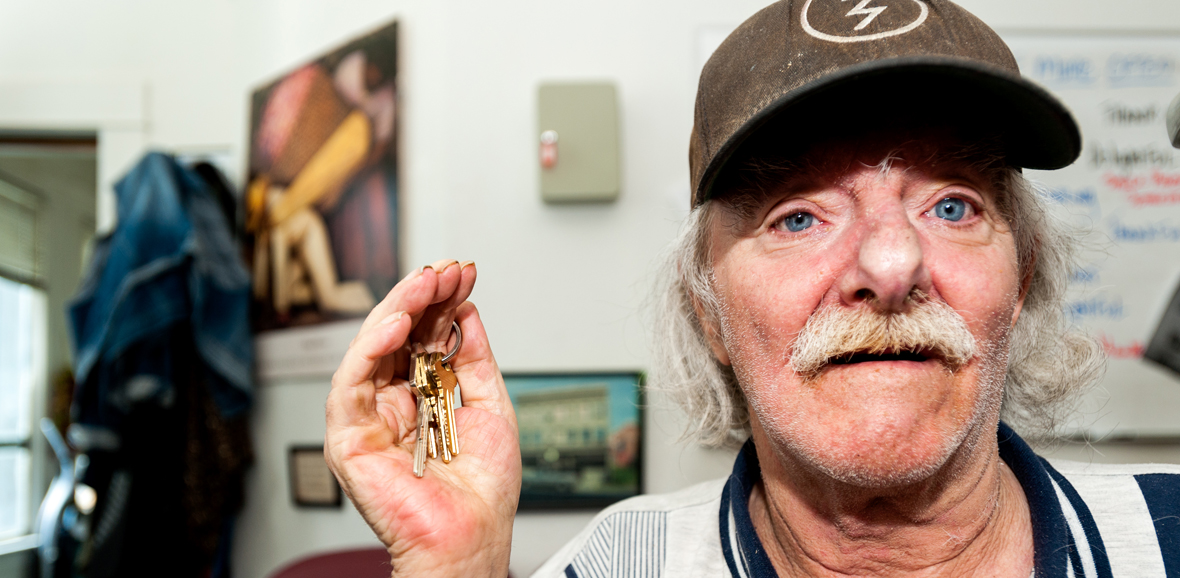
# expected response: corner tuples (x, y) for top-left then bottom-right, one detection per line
(691, 293), (732, 366)
(1011, 248), (1036, 329)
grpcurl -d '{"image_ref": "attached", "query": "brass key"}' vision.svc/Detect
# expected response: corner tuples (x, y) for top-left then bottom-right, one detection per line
(433, 356), (460, 457)
(423, 352), (456, 463)
(426, 389), (441, 460)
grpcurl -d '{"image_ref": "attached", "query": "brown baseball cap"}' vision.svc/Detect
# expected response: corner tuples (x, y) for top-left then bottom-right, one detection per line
(689, 0), (1082, 207)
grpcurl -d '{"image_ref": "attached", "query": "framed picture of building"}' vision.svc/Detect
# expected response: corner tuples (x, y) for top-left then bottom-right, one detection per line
(505, 372), (643, 510)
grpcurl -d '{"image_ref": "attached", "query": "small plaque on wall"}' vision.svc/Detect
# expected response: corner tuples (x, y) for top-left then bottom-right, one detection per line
(289, 445), (342, 508)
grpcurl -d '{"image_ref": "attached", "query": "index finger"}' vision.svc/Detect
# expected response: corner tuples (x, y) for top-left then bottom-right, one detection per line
(415, 261), (477, 351)
(349, 268), (430, 343)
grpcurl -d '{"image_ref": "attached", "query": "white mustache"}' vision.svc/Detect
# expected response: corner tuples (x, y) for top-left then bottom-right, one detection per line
(790, 292), (977, 378)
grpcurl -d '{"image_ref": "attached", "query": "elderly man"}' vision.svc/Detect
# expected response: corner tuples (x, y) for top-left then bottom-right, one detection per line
(324, 1), (1180, 576)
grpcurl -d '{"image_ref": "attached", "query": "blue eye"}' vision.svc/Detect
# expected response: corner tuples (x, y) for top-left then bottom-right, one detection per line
(778, 212), (815, 232)
(932, 198), (968, 222)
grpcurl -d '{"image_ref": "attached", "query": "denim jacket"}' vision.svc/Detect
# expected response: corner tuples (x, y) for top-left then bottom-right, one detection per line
(68, 152), (252, 426)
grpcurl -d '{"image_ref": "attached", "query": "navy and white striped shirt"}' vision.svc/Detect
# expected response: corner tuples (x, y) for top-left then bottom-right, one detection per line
(533, 423), (1180, 577)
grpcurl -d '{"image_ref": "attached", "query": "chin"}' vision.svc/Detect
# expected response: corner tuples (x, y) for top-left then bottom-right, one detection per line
(749, 366), (998, 490)
(782, 426), (965, 489)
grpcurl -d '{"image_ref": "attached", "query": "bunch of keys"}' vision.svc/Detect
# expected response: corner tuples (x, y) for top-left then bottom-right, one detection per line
(411, 321), (462, 478)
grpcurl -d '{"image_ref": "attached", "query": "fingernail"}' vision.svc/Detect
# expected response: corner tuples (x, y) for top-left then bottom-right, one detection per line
(420, 265), (431, 274)
(460, 260), (475, 269)
(438, 259), (459, 271)
(380, 311), (405, 325)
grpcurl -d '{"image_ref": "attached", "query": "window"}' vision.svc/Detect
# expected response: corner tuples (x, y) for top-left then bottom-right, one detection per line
(0, 145), (88, 556)
(0, 226), (45, 545)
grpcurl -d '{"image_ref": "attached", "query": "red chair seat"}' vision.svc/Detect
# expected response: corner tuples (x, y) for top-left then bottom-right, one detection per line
(268, 547), (391, 578)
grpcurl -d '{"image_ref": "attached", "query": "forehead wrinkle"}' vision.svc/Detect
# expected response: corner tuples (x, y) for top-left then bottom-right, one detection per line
(715, 129), (1011, 228)
(834, 134), (1004, 182)
(852, 153), (1002, 207)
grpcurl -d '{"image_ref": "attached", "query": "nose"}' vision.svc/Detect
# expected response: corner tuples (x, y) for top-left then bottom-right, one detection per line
(838, 206), (932, 312)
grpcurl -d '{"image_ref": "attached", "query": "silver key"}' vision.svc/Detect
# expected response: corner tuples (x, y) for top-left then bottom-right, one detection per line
(413, 394), (430, 478)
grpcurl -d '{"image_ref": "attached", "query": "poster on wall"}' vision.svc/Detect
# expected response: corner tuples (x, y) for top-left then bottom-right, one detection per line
(245, 21), (398, 333)
(506, 373), (643, 509)
(1004, 34), (1180, 437)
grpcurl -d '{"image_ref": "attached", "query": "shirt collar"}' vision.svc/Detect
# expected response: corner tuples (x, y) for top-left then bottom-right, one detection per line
(719, 422), (1071, 578)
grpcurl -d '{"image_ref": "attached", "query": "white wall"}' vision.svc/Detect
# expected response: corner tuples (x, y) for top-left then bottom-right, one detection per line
(2, 1), (1180, 577)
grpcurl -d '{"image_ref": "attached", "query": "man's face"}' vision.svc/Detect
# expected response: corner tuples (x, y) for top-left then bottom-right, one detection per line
(706, 133), (1024, 487)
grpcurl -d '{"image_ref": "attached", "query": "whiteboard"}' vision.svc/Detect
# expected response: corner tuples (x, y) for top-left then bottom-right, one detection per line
(1005, 34), (1180, 438)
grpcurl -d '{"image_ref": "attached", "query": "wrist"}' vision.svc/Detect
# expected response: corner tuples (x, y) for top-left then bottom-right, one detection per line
(386, 532), (511, 578)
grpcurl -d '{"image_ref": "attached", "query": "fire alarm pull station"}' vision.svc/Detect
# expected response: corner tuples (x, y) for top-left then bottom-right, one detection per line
(540, 130), (558, 169)
(537, 82), (620, 203)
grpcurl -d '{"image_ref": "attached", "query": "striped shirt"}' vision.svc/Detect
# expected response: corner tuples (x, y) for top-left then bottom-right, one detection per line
(532, 423), (1180, 577)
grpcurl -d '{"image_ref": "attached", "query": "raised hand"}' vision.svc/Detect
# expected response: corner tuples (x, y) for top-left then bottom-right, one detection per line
(324, 260), (521, 577)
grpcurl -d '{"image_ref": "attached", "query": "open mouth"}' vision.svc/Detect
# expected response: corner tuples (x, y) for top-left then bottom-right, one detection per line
(828, 349), (931, 365)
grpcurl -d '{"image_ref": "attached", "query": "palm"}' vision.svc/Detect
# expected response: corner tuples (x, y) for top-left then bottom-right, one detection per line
(335, 375), (520, 559)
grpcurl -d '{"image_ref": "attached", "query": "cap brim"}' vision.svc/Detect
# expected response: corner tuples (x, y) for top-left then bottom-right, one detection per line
(698, 56), (1081, 204)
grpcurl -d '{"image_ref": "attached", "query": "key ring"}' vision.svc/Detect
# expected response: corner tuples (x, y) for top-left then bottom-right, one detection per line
(441, 321), (462, 364)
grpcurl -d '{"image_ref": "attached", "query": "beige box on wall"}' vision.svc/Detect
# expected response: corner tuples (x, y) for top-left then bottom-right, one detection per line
(537, 82), (620, 203)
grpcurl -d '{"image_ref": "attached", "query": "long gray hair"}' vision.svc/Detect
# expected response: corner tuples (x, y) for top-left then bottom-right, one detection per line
(650, 167), (1105, 448)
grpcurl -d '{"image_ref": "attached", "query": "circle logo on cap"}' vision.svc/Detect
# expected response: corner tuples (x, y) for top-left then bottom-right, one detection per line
(801, 0), (929, 44)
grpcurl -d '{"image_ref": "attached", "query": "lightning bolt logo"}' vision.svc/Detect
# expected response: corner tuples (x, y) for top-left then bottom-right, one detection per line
(842, 0), (888, 31)
(801, 0), (928, 43)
